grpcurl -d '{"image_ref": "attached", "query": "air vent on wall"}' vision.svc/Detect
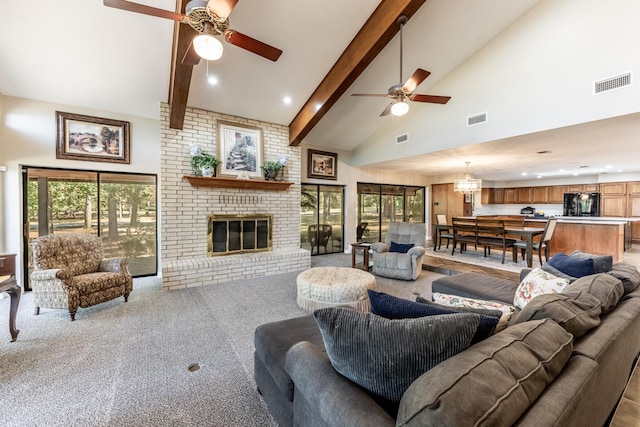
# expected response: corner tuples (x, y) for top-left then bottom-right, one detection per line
(396, 133), (409, 144)
(467, 112), (487, 127)
(594, 72), (632, 94)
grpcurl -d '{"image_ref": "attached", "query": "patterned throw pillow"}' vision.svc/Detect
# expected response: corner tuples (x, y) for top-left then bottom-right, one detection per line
(513, 267), (571, 309)
(313, 307), (479, 403)
(432, 292), (516, 332)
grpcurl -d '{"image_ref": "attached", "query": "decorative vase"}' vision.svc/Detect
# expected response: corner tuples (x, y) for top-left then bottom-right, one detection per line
(201, 166), (215, 177)
(264, 171), (279, 181)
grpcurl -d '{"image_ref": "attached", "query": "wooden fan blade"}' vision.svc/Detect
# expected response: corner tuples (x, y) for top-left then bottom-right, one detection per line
(103, 0), (185, 22)
(351, 93), (389, 97)
(224, 30), (282, 61)
(409, 94), (451, 104)
(182, 40), (201, 65)
(380, 102), (394, 117)
(402, 68), (431, 93)
(207, 0), (239, 19)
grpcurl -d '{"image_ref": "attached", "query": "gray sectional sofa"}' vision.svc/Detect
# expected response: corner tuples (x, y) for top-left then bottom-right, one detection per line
(254, 262), (640, 427)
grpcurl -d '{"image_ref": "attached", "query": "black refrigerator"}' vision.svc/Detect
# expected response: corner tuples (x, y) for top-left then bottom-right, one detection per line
(563, 193), (600, 216)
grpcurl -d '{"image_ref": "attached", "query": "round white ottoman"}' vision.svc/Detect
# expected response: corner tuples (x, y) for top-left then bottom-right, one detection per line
(296, 267), (377, 313)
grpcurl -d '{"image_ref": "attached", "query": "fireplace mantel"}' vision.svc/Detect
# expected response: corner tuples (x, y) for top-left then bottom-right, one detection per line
(183, 175), (294, 191)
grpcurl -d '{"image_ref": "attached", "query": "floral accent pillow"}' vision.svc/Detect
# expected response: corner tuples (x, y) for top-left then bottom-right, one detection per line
(513, 267), (571, 309)
(432, 292), (516, 332)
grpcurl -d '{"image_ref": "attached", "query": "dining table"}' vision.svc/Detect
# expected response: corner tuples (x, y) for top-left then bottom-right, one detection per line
(433, 223), (545, 268)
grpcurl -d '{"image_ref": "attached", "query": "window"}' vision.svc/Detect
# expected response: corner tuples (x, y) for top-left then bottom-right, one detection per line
(357, 183), (424, 243)
(23, 167), (157, 289)
(301, 184), (345, 255)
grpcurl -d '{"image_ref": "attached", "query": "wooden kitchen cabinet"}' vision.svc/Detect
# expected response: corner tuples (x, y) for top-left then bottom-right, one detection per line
(504, 188), (518, 204)
(531, 186), (549, 203)
(548, 186), (565, 203)
(582, 184), (600, 192)
(481, 188), (505, 204)
(626, 182), (640, 195)
(564, 185), (583, 193)
(601, 195), (627, 217)
(600, 182), (627, 196)
(517, 187), (533, 203)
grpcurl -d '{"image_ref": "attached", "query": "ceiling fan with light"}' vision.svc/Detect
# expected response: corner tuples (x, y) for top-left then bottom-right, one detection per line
(351, 16), (450, 117)
(103, 0), (282, 64)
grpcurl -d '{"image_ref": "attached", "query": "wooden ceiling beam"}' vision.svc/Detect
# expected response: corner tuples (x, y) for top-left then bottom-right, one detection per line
(168, 0), (196, 130)
(288, 0), (427, 146)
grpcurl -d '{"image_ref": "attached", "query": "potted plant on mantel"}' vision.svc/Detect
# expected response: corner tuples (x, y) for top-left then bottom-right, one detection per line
(261, 161), (283, 181)
(190, 144), (220, 177)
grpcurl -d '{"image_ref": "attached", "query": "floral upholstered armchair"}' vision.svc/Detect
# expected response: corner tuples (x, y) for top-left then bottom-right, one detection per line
(30, 233), (133, 320)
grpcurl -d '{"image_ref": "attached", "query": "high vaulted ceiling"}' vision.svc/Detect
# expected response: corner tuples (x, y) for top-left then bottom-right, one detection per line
(1, 0), (639, 182)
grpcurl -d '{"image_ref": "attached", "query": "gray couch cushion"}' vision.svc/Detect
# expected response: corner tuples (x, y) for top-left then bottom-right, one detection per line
(313, 307), (479, 403)
(563, 273), (624, 314)
(397, 319), (573, 427)
(512, 293), (602, 338)
(607, 262), (640, 295)
(431, 272), (519, 305)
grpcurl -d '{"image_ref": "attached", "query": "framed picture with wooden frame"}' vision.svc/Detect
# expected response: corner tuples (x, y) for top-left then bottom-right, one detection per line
(307, 149), (338, 180)
(56, 111), (130, 164)
(218, 121), (263, 178)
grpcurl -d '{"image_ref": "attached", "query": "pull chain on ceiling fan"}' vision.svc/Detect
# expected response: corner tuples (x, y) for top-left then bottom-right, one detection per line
(103, 0), (282, 64)
(351, 15), (451, 117)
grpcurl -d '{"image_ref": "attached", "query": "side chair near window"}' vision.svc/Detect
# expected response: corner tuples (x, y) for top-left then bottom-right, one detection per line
(371, 222), (426, 280)
(308, 224), (332, 255)
(514, 218), (558, 265)
(30, 233), (133, 320)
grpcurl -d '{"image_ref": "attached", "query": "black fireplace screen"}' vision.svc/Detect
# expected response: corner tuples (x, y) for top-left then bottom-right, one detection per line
(208, 214), (272, 256)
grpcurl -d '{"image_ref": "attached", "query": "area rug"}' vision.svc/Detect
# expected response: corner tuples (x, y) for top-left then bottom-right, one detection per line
(427, 245), (543, 273)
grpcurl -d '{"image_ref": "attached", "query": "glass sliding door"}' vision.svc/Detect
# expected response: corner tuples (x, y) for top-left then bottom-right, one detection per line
(301, 184), (344, 255)
(22, 167), (157, 290)
(357, 183), (425, 243)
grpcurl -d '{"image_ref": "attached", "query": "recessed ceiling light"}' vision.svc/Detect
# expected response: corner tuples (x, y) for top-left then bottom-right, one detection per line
(522, 172), (527, 176)
(606, 165), (612, 169)
(617, 169), (623, 173)
(207, 75), (218, 85)
(315, 102), (323, 112)
(573, 173), (579, 176)
(537, 175), (542, 179)
(559, 169), (565, 172)
(283, 96), (292, 104)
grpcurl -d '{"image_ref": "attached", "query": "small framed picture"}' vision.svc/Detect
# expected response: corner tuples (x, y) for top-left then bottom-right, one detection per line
(465, 193), (472, 203)
(218, 121), (263, 178)
(56, 111), (130, 164)
(307, 149), (338, 180)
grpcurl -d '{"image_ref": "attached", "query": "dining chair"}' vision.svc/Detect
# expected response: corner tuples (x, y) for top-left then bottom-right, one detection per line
(436, 214), (453, 249)
(514, 218), (557, 265)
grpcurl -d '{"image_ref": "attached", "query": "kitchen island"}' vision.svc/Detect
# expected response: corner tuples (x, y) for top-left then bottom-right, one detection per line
(524, 216), (639, 263)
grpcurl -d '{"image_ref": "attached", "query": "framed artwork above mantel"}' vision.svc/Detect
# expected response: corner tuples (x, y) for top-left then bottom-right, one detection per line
(56, 111), (130, 164)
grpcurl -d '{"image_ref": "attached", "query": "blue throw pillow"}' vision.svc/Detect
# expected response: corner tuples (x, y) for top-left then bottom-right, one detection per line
(547, 252), (595, 278)
(368, 290), (499, 344)
(389, 241), (415, 253)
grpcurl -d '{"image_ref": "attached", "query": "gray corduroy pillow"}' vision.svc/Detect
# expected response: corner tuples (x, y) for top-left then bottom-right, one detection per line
(313, 307), (479, 403)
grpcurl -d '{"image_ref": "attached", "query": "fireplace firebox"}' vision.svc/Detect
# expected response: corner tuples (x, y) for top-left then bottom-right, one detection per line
(207, 214), (273, 256)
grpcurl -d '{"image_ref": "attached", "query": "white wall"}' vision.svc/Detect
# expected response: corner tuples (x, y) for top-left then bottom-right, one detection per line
(350, 0), (640, 166)
(301, 145), (430, 247)
(0, 95), (161, 285)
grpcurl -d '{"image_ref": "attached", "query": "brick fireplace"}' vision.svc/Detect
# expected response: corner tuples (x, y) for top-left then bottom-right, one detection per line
(160, 104), (309, 290)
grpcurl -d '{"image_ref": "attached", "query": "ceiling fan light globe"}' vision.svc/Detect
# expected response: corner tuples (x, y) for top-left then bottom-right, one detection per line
(193, 34), (223, 60)
(391, 101), (409, 116)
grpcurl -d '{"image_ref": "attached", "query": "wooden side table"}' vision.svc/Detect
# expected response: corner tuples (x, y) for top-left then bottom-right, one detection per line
(0, 253), (19, 342)
(351, 243), (372, 272)
(0, 275), (20, 342)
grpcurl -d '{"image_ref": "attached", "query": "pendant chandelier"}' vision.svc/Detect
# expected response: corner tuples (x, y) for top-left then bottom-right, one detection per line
(454, 161), (482, 194)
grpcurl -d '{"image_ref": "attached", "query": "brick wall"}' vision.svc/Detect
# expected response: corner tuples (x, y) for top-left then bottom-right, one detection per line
(160, 104), (309, 290)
